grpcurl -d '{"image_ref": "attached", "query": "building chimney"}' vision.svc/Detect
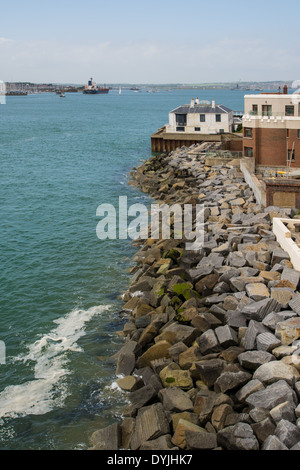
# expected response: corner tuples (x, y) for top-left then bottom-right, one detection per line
(190, 98), (195, 108)
(212, 99), (216, 109)
(283, 85), (288, 95)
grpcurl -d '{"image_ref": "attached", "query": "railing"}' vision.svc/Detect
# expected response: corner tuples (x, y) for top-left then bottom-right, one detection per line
(247, 111), (300, 118)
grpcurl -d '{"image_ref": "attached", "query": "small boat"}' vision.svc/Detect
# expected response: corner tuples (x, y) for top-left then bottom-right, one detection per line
(60, 92), (65, 97)
(83, 77), (109, 94)
(118, 86), (122, 95)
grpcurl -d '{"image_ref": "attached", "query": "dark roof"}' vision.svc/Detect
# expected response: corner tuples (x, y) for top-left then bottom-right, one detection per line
(170, 104), (232, 114)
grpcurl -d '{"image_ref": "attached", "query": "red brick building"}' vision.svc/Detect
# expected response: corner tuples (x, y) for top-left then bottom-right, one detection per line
(242, 86), (300, 168)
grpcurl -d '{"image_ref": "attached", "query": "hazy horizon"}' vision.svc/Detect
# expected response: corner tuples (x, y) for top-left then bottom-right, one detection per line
(1, 0), (300, 84)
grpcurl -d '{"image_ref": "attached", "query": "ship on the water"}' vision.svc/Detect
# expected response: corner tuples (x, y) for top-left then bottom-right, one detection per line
(83, 78), (109, 94)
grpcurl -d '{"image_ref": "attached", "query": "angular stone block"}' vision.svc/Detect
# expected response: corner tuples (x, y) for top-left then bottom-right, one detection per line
(245, 380), (297, 410)
(275, 419), (300, 449)
(253, 361), (299, 386)
(158, 387), (193, 412)
(197, 329), (220, 355)
(256, 332), (281, 352)
(217, 423), (259, 451)
(238, 350), (275, 371)
(91, 423), (121, 450)
(215, 325), (238, 348)
(262, 435), (289, 450)
(130, 403), (170, 450)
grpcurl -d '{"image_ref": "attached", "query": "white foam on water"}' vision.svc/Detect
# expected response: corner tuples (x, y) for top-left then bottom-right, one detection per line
(131, 290), (144, 297)
(0, 304), (112, 419)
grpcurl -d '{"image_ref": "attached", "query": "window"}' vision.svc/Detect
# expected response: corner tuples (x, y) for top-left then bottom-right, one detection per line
(262, 105), (272, 116)
(298, 130), (300, 139)
(287, 129), (290, 138)
(252, 104), (258, 115)
(244, 147), (253, 158)
(200, 114), (205, 122)
(288, 149), (295, 161)
(194, 127), (201, 132)
(285, 105), (294, 116)
(216, 114), (221, 122)
(219, 129), (224, 134)
(176, 127), (185, 132)
(244, 128), (253, 138)
(175, 113), (187, 126)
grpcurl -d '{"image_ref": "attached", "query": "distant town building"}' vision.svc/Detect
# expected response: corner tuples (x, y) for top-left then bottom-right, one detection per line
(166, 99), (234, 135)
(242, 86), (300, 167)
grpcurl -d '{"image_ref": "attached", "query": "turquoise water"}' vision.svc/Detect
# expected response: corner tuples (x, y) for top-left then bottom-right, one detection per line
(0, 88), (248, 449)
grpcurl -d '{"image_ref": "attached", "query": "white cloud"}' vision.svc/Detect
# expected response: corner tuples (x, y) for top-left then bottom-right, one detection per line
(0, 37), (298, 83)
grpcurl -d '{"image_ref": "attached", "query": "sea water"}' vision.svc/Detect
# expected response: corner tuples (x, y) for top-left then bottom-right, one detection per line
(0, 87), (249, 449)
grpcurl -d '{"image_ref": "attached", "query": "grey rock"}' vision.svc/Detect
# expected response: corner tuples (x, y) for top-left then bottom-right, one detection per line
(253, 361), (299, 386)
(262, 312), (284, 331)
(246, 380), (297, 410)
(203, 293), (228, 305)
(197, 329), (220, 355)
(272, 248), (290, 266)
(130, 403), (170, 450)
(227, 251), (247, 268)
(116, 351), (136, 376)
(261, 435), (289, 450)
(129, 385), (157, 412)
(218, 267), (240, 284)
(91, 423), (121, 450)
(194, 390), (233, 425)
(217, 422), (259, 451)
(157, 323), (199, 347)
(271, 263), (284, 273)
(251, 417), (276, 444)
(194, 358), (226, 388)
(226, 310), (248, 329)
(158, 387), (193, 412)
(270, 401), (296, 423)
(236, 379), (265, 402)
(215, 325), (239, 348)
(238, 350), (275, 370)
(139, 434), (178, 450)
(281, 267), (300, 289)
(188, 265), (214, 283)
(186, 429), (217, 450)
(242, 298), (281, 322)
(243, 320), (269, 350)
(214, 370), (252, 394)
(168, 342), (188, 362)
(291, 442), (300, 450)
(275, 419), (300, 448)
(249, 408), (270, 423)
(289, 294), (300, 315)
(256, 332), (281, 352)
(199, 253), (224, 268)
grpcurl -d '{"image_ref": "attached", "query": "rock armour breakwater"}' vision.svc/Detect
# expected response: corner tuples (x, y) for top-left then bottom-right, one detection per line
(90, 145), (300, 451)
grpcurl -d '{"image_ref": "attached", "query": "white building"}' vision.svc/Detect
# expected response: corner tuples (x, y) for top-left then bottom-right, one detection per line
(165, 99), (234, 135)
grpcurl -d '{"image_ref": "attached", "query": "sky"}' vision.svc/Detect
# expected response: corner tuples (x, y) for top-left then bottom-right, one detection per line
(0, 0), (299, 84)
